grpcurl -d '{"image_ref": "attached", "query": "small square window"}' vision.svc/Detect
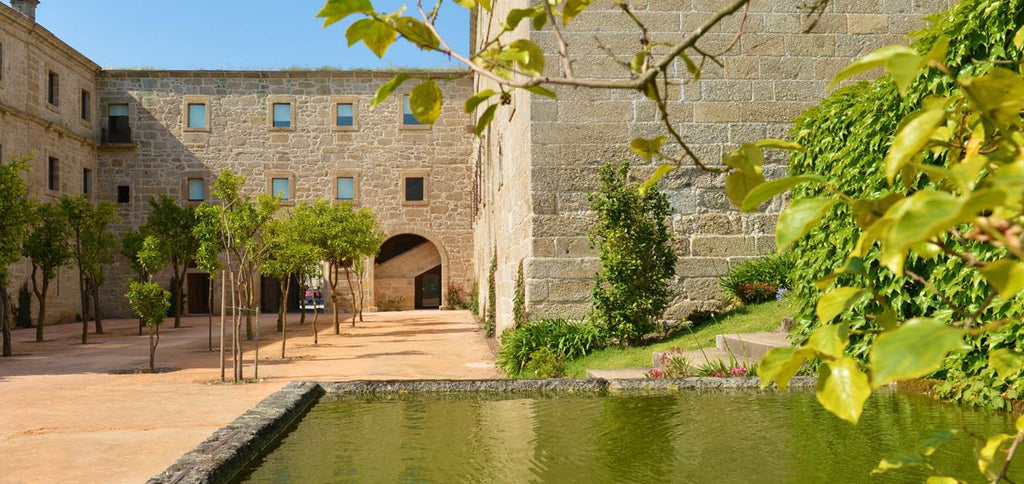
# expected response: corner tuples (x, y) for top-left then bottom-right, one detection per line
(337, 103), (354, 127)
(271, 178), (291, 200)
(47, 157), (59, 191)
(187, 104), (206, 129)
(81, 90), (90, 121)
(402, 95), (421, 125)
(405, 177), (424, 202)
(187, 178), (205, 201)
(117, 185), (130, 204)
(337, 177), (355, 201)
(82, 168), (91, 196)
(273, 103), (291, 128)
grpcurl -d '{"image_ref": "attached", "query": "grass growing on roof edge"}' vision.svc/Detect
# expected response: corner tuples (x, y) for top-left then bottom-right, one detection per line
(565, 297), (799, 378)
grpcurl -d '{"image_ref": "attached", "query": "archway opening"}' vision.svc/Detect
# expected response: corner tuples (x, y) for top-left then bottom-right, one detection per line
(375, 234), (443, 310)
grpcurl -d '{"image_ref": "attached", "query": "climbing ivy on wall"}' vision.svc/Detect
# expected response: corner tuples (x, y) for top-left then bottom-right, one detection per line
(513, 260), (526, 327)
(486, 250), (497, 337)
(786, 0), (1024, 410)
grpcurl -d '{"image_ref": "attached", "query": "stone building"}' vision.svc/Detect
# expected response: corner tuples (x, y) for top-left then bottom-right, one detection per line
(0, 0), (948, 330)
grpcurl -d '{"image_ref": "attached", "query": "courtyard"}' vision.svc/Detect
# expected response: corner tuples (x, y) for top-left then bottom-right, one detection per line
(0, 311), (496, 483)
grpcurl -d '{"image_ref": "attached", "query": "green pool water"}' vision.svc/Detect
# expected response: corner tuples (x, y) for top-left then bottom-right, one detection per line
(237, 389), (1020, 483)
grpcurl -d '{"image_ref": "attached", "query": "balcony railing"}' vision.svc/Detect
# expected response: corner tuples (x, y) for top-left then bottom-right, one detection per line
(102, 126), (132, 144)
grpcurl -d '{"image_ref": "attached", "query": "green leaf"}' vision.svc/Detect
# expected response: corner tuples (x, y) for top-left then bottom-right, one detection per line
(880, 191), (962, 275)
(871, 452), (925, 474)
(505, 7), (541, 30)
(884, 108), (946, 183)
(962, 67), (1024, 128)
(816, 287), (868, 323)
(453, 0), (476, 9)
(524, 85), (556, 99)
(680, 53), (701, 80)
(395, 17), (438, 50)
(409, 81), (443, 124)
(886, 52), (927, 96)
(776, 198), (838, 252)
(725, 171), (765, 208)
(497, 40), (545, 76)
(869, 318), (962, 387)
(346, 18), (397, 58)
(475, 104), (498, 136)
(755, 138), (806, 152)
(977, 433), (1014, 480)
(317, 0), (373, 27)
(816, 357), (871, 424)
(758, 347), (812, 392)
(639, 165), (675, 194)
(371, 74), (409, 110)
(723, 143), (763, 177)
(478, 0), (492, 12)
(1015, 26), (1024, 50)
(831, 45), (919, 88)
(815, 257), (867, 290)
(806, 323), (849, 358)
(563, 0), (592, 25)
(925, 477), (961, 484)
(980, 260), (1024, 298)
(464, 89), (496, 114)
(917, 429), (958, 456)
(989, 348), (1024, 379)
(531, 12), (547, 30)
(1017, 415), (1024, 432)
(631, 136), (666, 161)
(740, 175), (825, 212)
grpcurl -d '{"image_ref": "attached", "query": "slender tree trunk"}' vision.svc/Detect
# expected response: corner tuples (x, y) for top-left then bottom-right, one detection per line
(298, 281), (307, 325)
(149, 323), (155, 371)
(92, 284), (103, 334)
(329, 264), (341, 334)
(280, 278), (290, 359)
(220, 272), (226, 381)
(31, 267), (47, 342)
(174, 263), (186, 328)
(344, 266), (358, 327)
(230, 270), (238, 382)
(208, 277), (214, 352)
(254, 306), (259, 380)
(356, 268), (365, 323)
(312, 294), (319, 346)
(2, 287), (11, 357)
(277, 279), (285, 333)
(79, 270), (88, 344)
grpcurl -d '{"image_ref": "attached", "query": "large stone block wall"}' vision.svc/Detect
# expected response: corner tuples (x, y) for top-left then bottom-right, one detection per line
(0, 4), (100, 325)
(96, 71), (476, 318)
(477, 0), (953, 326)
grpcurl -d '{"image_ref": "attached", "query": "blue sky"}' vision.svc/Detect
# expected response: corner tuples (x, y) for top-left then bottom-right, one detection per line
(16, 0), (469, 69)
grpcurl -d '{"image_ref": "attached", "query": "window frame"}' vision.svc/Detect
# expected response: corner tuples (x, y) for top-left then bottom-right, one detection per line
(82, 167), (92, 197)
(80, 89), (91, 122)
(185, 177), (207, 202)
(116, 185), (130, 204)
(331, 170), (361, 204)
(183, 95), (211, 132)
(267, 95), (296, 131)
(401, 169), (429, 206)
(46, 70), (60, 107)
(400, 94), (431, 130)
(265, 171), (296, 205)
(47, 156), (59, 192)
(330, 96), (359, 132)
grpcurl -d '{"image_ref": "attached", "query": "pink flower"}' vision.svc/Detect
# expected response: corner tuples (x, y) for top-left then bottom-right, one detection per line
(730, 366), (746, 376)
(648, 368), (663, 379)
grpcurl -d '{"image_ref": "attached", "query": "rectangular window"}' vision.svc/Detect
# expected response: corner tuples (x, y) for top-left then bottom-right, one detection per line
(47, 157), (59, 191)
(272, 103), (291, 128)
(337, 177), (355, 201)
(80, 90), (91, 121)
(271, 178), (291, 200)
(83, 168), (91, 196)
(117, 185), (130, 204)
(336, 103), (354, 127)
(187, 103), (206, 129)
(47, 71), (59, 106)
(108, 104), (131, 143)
(187, 178), (205, 201)
(402, 95), (420, 125)
(405, 177), (424, 202)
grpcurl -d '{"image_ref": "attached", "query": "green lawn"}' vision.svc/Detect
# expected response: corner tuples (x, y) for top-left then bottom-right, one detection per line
(565, 297), (800, 378)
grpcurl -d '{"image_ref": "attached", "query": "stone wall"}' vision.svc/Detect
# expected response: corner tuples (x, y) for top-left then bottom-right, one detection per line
(0, 3), (100, 325)
(477, 0), (953, 328)
(96, 71), (476, 318)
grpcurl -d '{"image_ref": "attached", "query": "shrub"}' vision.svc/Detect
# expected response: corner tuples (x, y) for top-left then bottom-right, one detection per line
(468, 284), (480, 315)
(589, 163), (676, 345)
(378, 297), (404, 312)
(513, 260), (526, 326)
(649, 348), (694, 379)
(447, 284), (469, 310)
(485, 252), (496, 337)
(15, 282), (31, 329)
(496, 318), (606, 376)
(720, 254), (794, 304)
(525, 348), (566, 378)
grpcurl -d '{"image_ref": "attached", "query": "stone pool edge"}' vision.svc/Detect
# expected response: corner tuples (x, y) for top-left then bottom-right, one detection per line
(148, 377), (817, 483)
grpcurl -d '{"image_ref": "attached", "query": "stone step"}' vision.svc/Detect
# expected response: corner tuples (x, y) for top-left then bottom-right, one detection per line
(715, 332), (791, 360)
(586, 368), (650, 379)
(653, 348), (756, 369)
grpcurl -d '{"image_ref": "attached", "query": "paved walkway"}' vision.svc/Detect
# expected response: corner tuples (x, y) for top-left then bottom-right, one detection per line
(0, 310), (497, 484)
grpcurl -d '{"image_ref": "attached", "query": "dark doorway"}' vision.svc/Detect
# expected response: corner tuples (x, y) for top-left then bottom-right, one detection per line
(414, 265), (442, 309)
(187, 273), (211, 314)
(261, 274), (303, 313)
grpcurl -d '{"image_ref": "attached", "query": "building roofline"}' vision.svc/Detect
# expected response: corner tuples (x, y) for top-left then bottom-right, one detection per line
(0, 2), (101, 73)
(99, 69), (470, 79)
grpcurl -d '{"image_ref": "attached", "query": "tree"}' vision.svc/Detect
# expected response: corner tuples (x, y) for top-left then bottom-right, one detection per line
(24, 202), (72, 342)
(120, 230), (148, 335)
(140, 195), (198, 329)
(262, 206), (322, 358)
(194, 170), (278, 381)
(126, 236), (171, 372)
(589, 163), (676, 345)
(0, 155), (32, 357)
(61, 195), (118, 343)
(304, 200), (384, 334)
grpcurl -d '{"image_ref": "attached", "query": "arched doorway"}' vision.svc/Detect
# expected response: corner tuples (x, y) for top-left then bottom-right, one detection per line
(374, 234), (444, 310)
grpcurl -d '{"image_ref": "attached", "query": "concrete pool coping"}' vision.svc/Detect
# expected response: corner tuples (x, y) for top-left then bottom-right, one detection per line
(148, 376), (818, 483)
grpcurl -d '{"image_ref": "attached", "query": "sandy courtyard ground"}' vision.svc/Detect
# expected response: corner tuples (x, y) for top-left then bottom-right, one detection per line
(0, 309), (497, 483)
